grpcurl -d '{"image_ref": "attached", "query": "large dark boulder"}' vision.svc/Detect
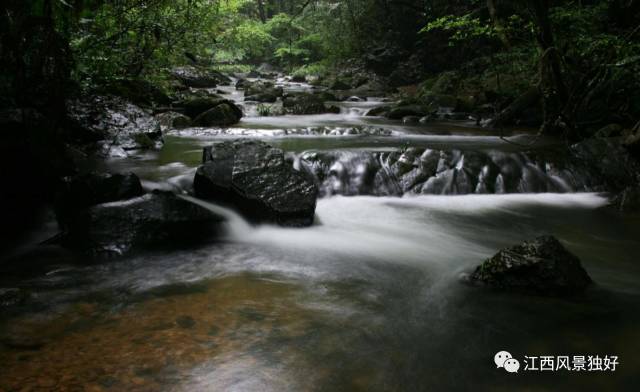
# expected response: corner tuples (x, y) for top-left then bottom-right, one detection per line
(243, 81), (283, 103)
(366, 106), (392, 117)
(192, 102), (243, 127)
(468, 236), (593, 295)
(194, 140), (318, 226)
(291, 74), (307, 83)
(611, 186), (640, 213)
(55, 172), (145, 228)
(282, 93), (340, 115)
(62, 191), (224, 255)
(171, 66), (230, 88)
(570, 137), (640, 192)
(178, 97), (227, 118)
(65, 95), (163, 152)
(245, 93), (279, 103)
(387, 105), (428, 120)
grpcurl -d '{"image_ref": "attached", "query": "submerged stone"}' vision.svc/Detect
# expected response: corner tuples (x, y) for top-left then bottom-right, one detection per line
(194, 140), (318, 226)
(468, 236), (593, 295)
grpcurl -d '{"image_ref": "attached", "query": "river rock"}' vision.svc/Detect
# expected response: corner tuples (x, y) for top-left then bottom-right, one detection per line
(235, 78), (248, 89)
(244, 92), (279, 103)
(66, 95), (163, 151)
(570, 137), (640, 192)
(179, 97), (227, 118)
(62, 191), (225, 255)
(283, 93), (340, 115)
(194, 140), (318, 226)
(57, 172), (144, 207)
(329, 79), (351, 90)
(366, 106), (392, 117)
(387, 105), (428, 120)
(291, 74), (307, 83)
(244, 81), (283, 101)
(156, 111), (192, 131)
(192, 101), (243, 127)
(55, 172), (145, 228)
(611, 186), (640, 212)
(171, 66), (230, 88)
(468, 236), (593, 295)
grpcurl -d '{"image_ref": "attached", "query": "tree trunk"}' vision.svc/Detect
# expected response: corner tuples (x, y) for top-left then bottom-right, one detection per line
(257, 0), (267, 23)
(486, 0), (511, 49)
(528, 0), (570, 136)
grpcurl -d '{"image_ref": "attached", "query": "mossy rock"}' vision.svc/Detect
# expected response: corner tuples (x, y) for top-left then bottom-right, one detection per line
(179, 97), (226, 118)
(193, 103), (242, 126)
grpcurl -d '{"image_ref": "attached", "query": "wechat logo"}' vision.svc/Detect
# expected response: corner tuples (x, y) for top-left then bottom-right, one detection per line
(495, 351), (520, 373)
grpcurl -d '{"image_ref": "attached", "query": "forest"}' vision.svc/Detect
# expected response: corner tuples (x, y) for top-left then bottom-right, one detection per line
(1, 0), (640, 391)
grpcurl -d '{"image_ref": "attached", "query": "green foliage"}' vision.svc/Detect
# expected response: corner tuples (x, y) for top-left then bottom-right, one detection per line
(421, 15), (496, 44)
(69, 0), (224, 86)
(292, 62), (330, 78)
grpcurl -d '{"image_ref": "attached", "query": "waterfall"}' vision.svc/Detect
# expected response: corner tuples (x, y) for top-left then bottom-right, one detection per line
(295, 147), (594, 197)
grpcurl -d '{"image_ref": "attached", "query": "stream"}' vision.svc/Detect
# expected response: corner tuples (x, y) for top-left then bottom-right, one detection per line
(1, 79), (639, 391)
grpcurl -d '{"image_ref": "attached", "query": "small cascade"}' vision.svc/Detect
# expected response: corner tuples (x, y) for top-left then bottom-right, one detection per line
(179, 195), (252, 239)
(295, 147), (595, 197)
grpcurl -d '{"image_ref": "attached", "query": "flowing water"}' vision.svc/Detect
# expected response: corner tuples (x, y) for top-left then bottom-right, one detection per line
(1, 79), (640, 391)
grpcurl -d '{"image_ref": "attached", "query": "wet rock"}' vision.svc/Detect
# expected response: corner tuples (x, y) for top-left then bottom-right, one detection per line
(315, 91), (338, 102)
(443, 112), (470, 121)
(468, 236), (593, 295)
(55, 172), (145, 227)
(402, 115), (421, 124)
(291, 74), (307, 83)
(178, 97), (227, 119)
(66, 95), (162, 150)
(194, 140), (318, 226)
(283, 93), (340, 115)
(366, 106), (392, 117)
(174, 89), (223, 102)
(570, 137), (640, 192)
(62, 191), (225, 255)
(330, 79), (351, 90)
(387, 105), (428, 120)
(155, 111), (192, 131)
(235, 78), (248, 89)
(244, 93), (278, 103)
(171, 66), (230, 88)
(192, 102), (243, 127)
(611, 186), (640, 212)
(244, 81), (283, 101)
